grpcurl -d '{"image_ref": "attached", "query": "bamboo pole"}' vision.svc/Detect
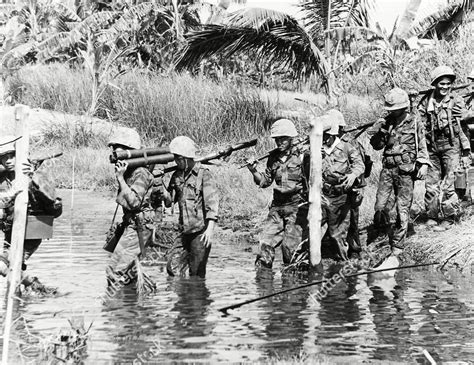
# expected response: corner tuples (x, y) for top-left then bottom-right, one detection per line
(2, 105), (30, 365)
(308, 117), (323, 268)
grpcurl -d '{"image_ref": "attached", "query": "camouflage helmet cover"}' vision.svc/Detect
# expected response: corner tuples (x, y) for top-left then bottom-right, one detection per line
(108, 127), (141, 150)
(430, 65), (456, 86)
(270, 119), (298, 138)
(384, 87), (410, 111)
(169, 136), (197, 159)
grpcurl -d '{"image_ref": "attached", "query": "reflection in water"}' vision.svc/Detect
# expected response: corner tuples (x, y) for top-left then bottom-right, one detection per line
(0, 190), (473, 363)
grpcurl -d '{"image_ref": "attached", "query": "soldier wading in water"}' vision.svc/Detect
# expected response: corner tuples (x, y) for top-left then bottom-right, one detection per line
(161, 136), (219, 278)
(246, 118), (310, 269)
(0, 135), (62, 292)
(106, 128), (155, 286)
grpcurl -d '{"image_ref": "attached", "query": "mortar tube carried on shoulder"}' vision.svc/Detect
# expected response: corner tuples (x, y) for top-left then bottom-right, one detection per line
(409, 83), (471, 97)
(123, 153), (176, 169)
(110, 147), (171, 163)
(155, 138), (258, 177)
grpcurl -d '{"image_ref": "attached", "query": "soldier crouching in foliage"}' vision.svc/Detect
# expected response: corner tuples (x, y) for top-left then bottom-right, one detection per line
(418, 66), (471, 229)
(370, 88), (430, 257)
(105, 128), (155, 286)
(246, 119), (310, 269)
(320, 114), (365, 261)
(161, 136), (219, 278)
(0, 135), (62, 292)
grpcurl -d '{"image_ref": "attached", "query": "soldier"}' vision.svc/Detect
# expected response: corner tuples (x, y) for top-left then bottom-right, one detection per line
(246, 119), (309, 269)
(418, 66), (471, 229)
(370, 88), (430, 256)
(162, 136), (219, 278)
(320, 114), (365, 261)
(106, 128), (155, 286)
(0, 135), (62, 291)
(336, 110), (368, 257)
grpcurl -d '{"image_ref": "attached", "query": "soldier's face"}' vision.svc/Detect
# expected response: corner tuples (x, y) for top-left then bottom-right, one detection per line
(389, 108), (406, 118)
(0, 152), (15, 171)
(323, 134), (335, 147)
(274, 136), (292, 152)
(174, 154), (192, 171)
(434, 77), (453, 97)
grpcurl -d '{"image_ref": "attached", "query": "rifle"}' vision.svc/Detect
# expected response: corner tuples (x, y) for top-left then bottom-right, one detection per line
(31, 151), (63, 170)
(409, 83), (471, 97)
(239, 136), (309, 169)
(154, 138), (258, 177)
(342, 120), (377, 134)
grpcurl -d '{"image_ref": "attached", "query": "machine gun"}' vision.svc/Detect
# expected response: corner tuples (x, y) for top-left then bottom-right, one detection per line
(155, 139), (258, 177)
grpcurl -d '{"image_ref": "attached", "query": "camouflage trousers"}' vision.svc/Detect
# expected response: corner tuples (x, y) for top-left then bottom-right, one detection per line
(321, 193), (351, 260)
(106, 225), (153, 283)
(166, 230), (211, 278)
(256, 203), (308, 268)
(425, 139), (461, 219)
(374, 167), (414, 249)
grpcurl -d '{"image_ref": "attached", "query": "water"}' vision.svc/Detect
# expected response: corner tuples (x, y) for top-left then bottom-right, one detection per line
(1, 190), (473, 364)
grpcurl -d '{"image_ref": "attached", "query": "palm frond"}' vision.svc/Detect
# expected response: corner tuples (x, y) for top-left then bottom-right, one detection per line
(407, 0), (473, 39)
(176, 21), (331, 89)
(393, 0), (422, 39)
(52, 2), (82, 22)
(325, 25), (382, 42)
(226, 7), (293, 28)
(1, 41), (36, 70)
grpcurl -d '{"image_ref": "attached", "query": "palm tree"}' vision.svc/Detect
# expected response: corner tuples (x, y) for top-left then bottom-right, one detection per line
(176, 0), (473, 96)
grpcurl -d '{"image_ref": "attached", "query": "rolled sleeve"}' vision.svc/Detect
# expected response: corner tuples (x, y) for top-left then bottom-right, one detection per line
(202, 169), (219, 222)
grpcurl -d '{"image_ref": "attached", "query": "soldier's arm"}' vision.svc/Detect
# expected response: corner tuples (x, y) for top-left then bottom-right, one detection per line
(116, 168), (153, 211)
(453, 97), (471, 153)
(415, 116), (431, 166)
(202, 169), (219, 223)
(345, 143), (364, 178)
(249, 155), (274, 188)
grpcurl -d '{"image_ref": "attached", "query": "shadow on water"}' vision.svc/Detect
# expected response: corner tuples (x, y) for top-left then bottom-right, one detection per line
(1, 190), (473, 363)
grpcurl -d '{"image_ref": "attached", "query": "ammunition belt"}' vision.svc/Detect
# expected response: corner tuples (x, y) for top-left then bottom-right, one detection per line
(383, 152), (415, 168)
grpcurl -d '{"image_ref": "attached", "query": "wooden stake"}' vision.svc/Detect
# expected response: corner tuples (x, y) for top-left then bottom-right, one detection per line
(2, 105), (30, 365)
(308, 117), (323, 268)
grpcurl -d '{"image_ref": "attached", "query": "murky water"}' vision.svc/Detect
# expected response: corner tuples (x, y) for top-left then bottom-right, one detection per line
(1, 190), (473, 364)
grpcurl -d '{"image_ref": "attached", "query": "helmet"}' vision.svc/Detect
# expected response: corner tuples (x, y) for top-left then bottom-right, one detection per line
(169, 136), (197, 158)
(384, 88), (410, 111)
(430, 65), (456, 86)
(322, 116), (339, 135)
(270, 119), (298, 138)
(468, 68), (474, 80)
(0, 135), (18, 156)
(108, 127), (141, 149)
(327, 109), (346, 127)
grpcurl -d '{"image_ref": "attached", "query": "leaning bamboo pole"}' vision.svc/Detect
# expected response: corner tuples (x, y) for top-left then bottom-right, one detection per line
(2, 105), (30, 365)
(308, 117), (323, 268)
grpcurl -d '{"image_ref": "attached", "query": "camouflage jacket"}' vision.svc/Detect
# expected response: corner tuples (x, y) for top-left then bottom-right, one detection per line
(322, 138), (364, 194)
(370, 113), (430, 170)
(116, 166), (155, 229)
(418, 92), (470, 151)
(260, 144), (310, 206)
(168, 163), (219, 235)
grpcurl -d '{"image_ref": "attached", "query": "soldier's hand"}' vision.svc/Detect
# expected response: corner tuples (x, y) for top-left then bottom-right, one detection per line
(461, 155), (472, 168)
(22, 161), (34, 177)
(114, 160), (128, 177)
(416, 164), (428, 179)
(341, 173), (357, 189)
(245, 158), (258, 172)
(452, 104), (464, 118)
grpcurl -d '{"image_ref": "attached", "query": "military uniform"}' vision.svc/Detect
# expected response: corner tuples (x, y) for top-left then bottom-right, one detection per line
(106, 166), (155, 282)
(371, 113), (430, 249)
(165, 163), (219, 277)
(418, 92), (470, 218)
(255, 144), (310, 268)
(322, 138), (365, 260)
(0, 166), (62, 281)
